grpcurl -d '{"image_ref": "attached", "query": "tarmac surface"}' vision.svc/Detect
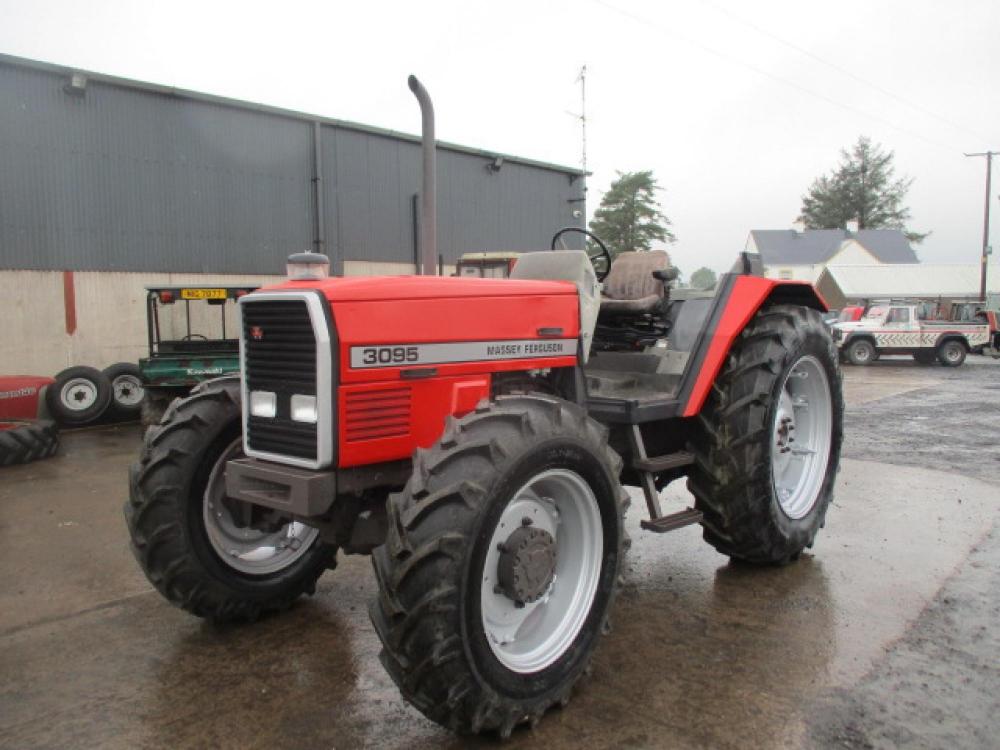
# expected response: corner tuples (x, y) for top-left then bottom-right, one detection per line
(1, 357), (998, 749)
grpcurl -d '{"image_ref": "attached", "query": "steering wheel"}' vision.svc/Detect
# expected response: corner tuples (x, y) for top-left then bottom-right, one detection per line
(550, 227), (612, 282)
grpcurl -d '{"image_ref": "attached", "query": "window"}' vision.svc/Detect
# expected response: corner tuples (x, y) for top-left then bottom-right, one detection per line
(778, 269), (793, 280)
(886, 308), (910, 324)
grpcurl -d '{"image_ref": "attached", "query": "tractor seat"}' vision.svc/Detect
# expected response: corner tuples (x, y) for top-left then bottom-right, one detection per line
(600, 250), (673, 316)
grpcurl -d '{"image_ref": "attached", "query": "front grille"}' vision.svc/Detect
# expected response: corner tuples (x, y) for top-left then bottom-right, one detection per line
(344, 387), (411, 442)
(242, 298), (318, 461)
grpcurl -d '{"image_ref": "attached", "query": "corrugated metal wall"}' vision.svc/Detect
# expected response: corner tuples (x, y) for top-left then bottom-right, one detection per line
(0, 56), (585, 275)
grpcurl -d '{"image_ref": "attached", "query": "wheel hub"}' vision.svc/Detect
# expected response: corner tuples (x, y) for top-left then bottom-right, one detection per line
(496, 522), (557, 604)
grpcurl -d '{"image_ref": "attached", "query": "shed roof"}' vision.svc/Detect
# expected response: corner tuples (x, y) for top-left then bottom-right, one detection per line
(817, 263), (998, 300)
(751, 228), (918, 264)
(0, 52), (585, 178)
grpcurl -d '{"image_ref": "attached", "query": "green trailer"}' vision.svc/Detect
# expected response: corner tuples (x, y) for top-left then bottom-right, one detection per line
(140, 285), (257, 427)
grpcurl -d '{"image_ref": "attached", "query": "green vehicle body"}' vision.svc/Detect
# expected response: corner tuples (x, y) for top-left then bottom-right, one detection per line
(139, 285), (257, 424)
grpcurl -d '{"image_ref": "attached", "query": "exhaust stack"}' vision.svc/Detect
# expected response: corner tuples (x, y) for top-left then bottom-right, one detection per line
(408, 75), (437, 275)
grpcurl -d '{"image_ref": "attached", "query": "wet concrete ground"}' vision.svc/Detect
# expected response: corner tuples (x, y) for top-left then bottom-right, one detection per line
(1, 358), (998, 749)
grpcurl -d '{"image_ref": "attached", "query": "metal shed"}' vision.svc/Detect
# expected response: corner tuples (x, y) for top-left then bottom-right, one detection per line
(0, 53), (586, 275)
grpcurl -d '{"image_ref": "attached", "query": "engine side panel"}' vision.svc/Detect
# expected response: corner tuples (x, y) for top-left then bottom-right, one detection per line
(331, 292), (580, 467)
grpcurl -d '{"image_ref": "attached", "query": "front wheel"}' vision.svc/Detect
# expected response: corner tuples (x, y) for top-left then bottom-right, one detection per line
(125, 379), (335, 622)
(370, 395), (628, 737)
(688, 305), (844, 564)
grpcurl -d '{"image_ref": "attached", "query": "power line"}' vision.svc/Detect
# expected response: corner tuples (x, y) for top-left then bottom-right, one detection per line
(590, 0), (956, 153)
(700, 0), (993, 144)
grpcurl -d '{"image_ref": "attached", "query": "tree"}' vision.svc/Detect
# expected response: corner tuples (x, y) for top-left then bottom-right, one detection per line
(689, 266), (717, 290)
(798, 136), (928, 243)
(589, 170), (675, 256)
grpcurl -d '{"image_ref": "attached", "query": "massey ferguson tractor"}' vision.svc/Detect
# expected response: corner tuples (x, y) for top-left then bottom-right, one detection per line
(126, 228), (844, 737)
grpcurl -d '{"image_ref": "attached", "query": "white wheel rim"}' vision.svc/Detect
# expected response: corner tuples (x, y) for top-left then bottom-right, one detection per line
(944, 344), (961, 362)
(481, 469), (603, 673)
(60, 378), (98, 411)
(771, 355), (833, 519)
(203, 438), (320, 575)
(112, 374), (145, 406)
(853, 343), (871, 362)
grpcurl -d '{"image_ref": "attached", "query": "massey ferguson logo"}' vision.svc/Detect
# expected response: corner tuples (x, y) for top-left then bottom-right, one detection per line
(250, 326), (264, 340)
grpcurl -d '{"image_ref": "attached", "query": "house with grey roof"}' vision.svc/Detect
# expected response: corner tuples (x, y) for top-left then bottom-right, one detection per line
(745, 228), (919, 283)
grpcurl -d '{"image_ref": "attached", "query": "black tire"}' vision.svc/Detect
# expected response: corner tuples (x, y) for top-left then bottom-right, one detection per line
(370, 395), (628, 737)
(688, 305), (844, 564)
(45, 365), (113, 426)
(102, 362), (145, 420)
(936, 339), (966, 367)
(0, 419), (59, 466)
(913, 350), (937, 365)
(846, 338), (876, 366)
(124, 378), (336, 622)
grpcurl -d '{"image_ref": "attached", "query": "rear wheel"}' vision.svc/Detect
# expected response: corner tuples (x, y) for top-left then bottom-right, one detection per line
(370, 395), (627, 737)
(125, 379), (335, 622)
(937, 339), (966, 367)
(846, 338), (876, 366)
(688, 305), (843, 564)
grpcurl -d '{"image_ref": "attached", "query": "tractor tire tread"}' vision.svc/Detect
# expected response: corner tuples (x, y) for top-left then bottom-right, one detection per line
(0, 420), (59, 466)
(124, 378), (334, 623)
(369, 394), (626, 737)
(687, 304), (844, 564)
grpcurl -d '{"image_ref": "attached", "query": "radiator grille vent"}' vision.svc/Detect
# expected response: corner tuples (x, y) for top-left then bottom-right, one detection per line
(344, 388), (411, 442)
(242, 298), (318, 461)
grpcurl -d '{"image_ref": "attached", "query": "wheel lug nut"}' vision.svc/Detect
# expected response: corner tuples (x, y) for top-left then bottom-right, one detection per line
(521, 516), (533, 526)
(514, 600), (525, 609)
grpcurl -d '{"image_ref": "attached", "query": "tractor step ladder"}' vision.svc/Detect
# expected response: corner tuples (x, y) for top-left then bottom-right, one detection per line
(627, 424), (702, 534)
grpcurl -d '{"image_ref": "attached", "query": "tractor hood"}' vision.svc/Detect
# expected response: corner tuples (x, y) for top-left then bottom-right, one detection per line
(271, 274), (578, 303)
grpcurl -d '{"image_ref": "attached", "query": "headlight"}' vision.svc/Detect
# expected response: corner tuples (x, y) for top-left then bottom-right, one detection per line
(249, 390), (277, 418)
(290, 394), (318, 423)
(287, 252), (330, 281)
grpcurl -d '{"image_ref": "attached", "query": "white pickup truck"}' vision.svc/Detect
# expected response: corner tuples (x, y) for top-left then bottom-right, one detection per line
(831, 303), (990, 366)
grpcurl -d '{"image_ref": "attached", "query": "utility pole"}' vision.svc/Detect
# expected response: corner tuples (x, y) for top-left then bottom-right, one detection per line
(576, 64), (587, 177)
(965, 151), (997, 301)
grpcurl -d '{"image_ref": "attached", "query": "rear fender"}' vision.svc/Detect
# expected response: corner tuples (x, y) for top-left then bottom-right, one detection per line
(681, 277), (826, 418)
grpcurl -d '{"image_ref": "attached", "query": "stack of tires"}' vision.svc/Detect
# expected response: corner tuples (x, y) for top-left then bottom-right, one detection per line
(46, 363), (145, 427)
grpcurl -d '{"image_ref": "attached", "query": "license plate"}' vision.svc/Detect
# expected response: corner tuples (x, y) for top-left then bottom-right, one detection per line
(180, 288), (226, 300)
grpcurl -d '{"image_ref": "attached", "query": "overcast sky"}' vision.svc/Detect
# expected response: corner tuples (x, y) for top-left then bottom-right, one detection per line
(1, 0), (997, 273)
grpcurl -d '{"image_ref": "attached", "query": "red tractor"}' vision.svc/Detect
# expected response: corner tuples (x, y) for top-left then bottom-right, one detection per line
(126, 231), (843, 737)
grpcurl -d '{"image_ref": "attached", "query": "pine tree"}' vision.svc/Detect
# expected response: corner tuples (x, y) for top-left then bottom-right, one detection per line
(798, 136), (927, 243)
(588, 170), (675, 256)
